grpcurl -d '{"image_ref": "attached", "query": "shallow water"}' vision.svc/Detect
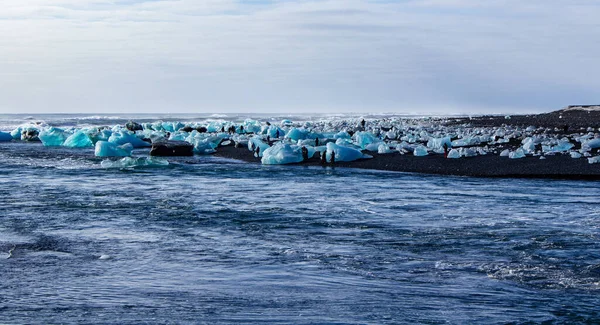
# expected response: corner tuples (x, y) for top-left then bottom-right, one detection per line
(1, 116), (600, 324)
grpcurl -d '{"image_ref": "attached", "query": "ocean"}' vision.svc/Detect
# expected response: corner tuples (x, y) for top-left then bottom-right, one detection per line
(1, 114), (599, 324)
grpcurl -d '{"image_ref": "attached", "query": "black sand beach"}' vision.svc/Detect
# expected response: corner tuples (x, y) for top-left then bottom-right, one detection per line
(214, 108), (600, 180)
(213, 145), (600, 180)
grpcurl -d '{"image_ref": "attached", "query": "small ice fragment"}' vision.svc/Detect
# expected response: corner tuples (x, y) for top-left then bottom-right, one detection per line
(447, 149), (461, 158)
(413, 145), (428, 157)
(588, 156), (600, 164)
(99, 255), (111, 260)
(509, 148), (526, 159)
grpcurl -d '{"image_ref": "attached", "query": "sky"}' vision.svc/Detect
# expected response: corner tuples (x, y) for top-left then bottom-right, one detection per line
(0, 0), (598, 115)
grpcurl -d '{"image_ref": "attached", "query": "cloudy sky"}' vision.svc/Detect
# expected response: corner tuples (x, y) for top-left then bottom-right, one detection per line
(0, 0), (598, 114)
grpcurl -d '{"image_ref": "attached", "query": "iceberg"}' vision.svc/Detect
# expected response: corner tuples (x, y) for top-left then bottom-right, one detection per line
(285, 128), (308, 141)
(94, 141), (133, 157)
(353, 131), (377, 149)
(108, 131), (151, 148)
(427, 136), (452, 150)
(38, 127), (67, 146)
(583, 138), (600, 149)
(413, 145), (428, 157)
(377, 143), (394, 154)
(509, 148), (526, 159)
(0, 131), (13, 142)
(248, 137), (271, 157)
(326, 142), (371, 162)
(261, 143), (304, 165)
(63, 130), (93, 148)
(570, 151), (582, 159)
(101, 157), (169, 168)
(447, 149), (461, 159)
(588, 156), (600, 164)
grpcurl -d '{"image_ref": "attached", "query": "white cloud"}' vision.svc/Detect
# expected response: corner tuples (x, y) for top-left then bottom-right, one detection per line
(0, 0), (599, 114)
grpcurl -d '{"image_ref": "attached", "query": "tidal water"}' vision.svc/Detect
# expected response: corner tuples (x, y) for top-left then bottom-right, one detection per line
(1, 115), (599, 324)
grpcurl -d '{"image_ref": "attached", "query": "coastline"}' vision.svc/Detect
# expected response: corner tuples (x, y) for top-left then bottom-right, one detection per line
(213, 145), (600, 180)
(212, 109), (600, 180)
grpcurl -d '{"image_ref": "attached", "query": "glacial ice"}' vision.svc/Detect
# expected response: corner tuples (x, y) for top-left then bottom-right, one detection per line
(248, 136), (271, 157)
(285, 128), (308, 141)
(377, 143), (394, 154)
(583, 138), (600, 149)
(108, 131), (151, 148)
(413, 145), (428, 157)
(447, 149), (461, 159)
(509, 148), (526, 159)
(0, 131), (12, 142)
(570, 151), (582, 159)
(63, 130), (93, 148)
(587, 156), (600, 164)
(101, 157), (169, 168)
(326, 142), (371, 162)
(38, 127), (67, 146)
(353, 131), (377, 149)
(261, 143), (304, 165)
(427, 137), (452, 150)
(95, 141), (133, 157)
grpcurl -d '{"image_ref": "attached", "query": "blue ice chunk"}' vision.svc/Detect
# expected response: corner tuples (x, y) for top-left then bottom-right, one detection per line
(18, 126), (40, 141)
(261, 143), (304, 165)
(242, 119), (262, 134)
(0, 131), (13, 142)
(334, 131), (351, 140)
(335, 138), (361, 149)
(248, 137), (271, 157)
(326, 142), (371, 162)
(281, 119), (293, 127)
(583, 138), (600, 149)
(100, 157), (169, 168)
(94, 141), (133, 157)
(38, 127), (67, 146)
(63, 130), (93, 148)
(509, 148), (526, 159)
(353, 131), (377, 149)
(168, 132), (187, 141)
(413, 145), (428, 156)
(108, 131), (151, 148)
(285, 128), (308, 141)
(377, 143), (394, 154)
(427, 136), (452, 150)
(263, 125), (285, 138)
(191, 135), (225, 154)
(90, 129), (112, 143)
(10, 127), (22, 139)
(447, 149), (461, 158)
(365, 141), (384, 151)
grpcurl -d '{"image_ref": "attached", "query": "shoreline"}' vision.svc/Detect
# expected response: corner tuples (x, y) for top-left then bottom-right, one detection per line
(213, 145), (600, 180)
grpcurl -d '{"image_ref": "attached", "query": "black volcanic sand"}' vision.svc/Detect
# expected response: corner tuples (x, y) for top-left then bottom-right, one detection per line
(213, 109), (600, 180)
(213, 145), (600, 180)
(447, 109), (600, 130)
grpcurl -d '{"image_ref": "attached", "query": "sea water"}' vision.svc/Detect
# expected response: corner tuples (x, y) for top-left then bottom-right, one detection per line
(0, 114), (599, 324)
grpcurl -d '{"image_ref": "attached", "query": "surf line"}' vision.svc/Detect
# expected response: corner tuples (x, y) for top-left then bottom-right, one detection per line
(7, 245), (15, 259)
